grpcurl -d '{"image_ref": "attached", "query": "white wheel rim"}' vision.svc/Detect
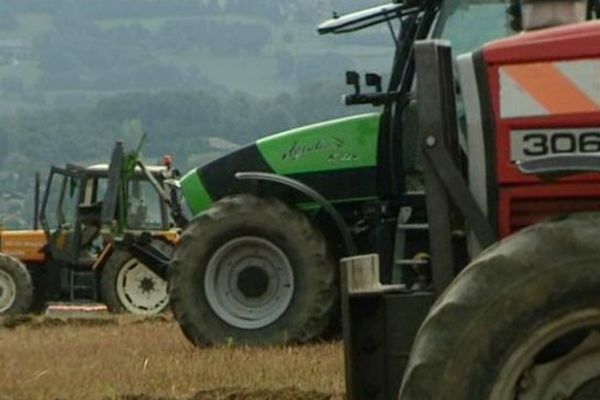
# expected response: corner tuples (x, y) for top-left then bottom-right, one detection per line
(204, 236), (295, 330)
(116, 258), (168, 315)
(490, 309), (600, 400)
(0, 269), (17, 314)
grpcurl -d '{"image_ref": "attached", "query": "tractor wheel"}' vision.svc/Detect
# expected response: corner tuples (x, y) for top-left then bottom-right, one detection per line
(101, 245), (170, 316)
(169, 194), (336, 346)
(0, 254), (33, 315)
(398, 212), (600, 400)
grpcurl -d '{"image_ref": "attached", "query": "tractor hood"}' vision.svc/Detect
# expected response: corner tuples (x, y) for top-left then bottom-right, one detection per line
(181, 113), (381, 215)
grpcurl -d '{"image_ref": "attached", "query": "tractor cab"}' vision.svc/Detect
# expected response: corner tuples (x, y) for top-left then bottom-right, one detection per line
(39, 162), (174, 270)
(35, 141), (178, 303)
(0, 141), (180, 316)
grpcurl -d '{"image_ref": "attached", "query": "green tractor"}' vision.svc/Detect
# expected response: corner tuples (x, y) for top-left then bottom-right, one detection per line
(167, 0), (519, 346)
(167, 0), (600, 398)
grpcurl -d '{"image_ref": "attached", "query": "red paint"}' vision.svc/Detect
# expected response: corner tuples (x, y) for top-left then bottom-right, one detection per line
(485, 20), (600, 64)
(482, 21), (600, 237)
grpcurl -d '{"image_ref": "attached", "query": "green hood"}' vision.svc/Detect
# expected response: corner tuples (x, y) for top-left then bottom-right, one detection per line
(181, 113), (381, 215)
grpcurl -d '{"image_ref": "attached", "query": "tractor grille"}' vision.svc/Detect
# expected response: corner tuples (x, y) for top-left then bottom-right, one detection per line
(509, 197), (600, 234)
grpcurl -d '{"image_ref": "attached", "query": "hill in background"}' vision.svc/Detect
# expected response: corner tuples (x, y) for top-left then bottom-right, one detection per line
(0, 0), (393, 112)
(0, 0), (396, 228)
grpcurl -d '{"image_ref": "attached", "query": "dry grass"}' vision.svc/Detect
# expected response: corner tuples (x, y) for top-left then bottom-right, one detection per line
(0, 315), (344, 400)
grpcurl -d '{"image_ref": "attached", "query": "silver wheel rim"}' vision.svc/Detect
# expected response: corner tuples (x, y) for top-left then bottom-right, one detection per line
(0, 269), (16, 314)
(490, 309), (600, 400)
(116, 258), (169, 315)
(204, 236), (295, 330)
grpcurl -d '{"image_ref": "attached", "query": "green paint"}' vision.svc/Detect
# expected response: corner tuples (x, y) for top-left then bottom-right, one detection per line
(180, 169), (212, 215)
(257, 113), (380, 174)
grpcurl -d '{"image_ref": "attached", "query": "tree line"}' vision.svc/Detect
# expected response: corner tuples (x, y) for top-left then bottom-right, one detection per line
(0, 82), (373, 228)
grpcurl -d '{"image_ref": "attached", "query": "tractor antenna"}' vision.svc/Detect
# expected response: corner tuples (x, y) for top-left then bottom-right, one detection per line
(386, 16), (400, 49)
(123, 132), (147, 180)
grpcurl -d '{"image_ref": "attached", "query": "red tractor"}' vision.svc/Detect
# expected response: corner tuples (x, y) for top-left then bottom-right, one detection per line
(332, 0), (600, 399)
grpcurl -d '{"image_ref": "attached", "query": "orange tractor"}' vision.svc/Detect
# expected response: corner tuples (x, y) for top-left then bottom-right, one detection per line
(0, 141), (184, 316)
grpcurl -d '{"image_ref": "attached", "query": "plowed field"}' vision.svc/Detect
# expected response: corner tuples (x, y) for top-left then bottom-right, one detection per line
(0, 315), (344, 400)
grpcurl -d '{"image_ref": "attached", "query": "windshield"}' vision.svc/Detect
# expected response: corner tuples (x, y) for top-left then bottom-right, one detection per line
(437, 0), (517, 55)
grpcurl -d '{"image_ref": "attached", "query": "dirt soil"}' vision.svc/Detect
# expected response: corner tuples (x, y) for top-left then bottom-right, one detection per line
(121, 387), (333, 400)
(0, 314), (344, 400)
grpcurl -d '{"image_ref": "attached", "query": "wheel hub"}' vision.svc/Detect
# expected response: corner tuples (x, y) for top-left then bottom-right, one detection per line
(0, 269), (16, 314)
(116, 258), (168, 315)
(519, 330), (600, 400)
(490, 310), (600, 400)
(571, 378), (600, 400)
(237, 266), (269, 298)
(139, 277), (156, 294)
(204, 236), (295, 330)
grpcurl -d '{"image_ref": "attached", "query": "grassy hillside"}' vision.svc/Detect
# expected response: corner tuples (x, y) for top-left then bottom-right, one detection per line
(0, 1), (393, 228)
(0, 0), (394, 113)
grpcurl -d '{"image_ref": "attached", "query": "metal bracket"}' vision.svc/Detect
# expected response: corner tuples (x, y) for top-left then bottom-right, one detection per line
(422, 141), (497, 248)
(117, 234), (170, 279)
(415, 40), (497, 294)
(101, 141), (125, 228)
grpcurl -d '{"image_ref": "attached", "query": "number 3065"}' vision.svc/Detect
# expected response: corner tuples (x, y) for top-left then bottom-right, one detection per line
(522, 132), (600, 157)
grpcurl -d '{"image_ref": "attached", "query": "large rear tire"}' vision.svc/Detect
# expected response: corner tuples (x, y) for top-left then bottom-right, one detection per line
(0, 253), (33, 315)
(101, 245), (170, 316)
(169, 195), (336, 346)
(398, 212), (600, 400)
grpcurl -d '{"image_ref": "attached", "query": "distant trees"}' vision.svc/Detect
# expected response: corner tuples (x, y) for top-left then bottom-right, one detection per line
(32, 10), (273, 94)
(157, 19), (272, 56)
(0, 14), (18, 31)
(1, 80), (364, 173)
(0, 127), (9, 160)
(294, 52), (355, 83)
(0, 76), (374, 229)
(0, 76), (25, 97)
(0, 0), (395, 113)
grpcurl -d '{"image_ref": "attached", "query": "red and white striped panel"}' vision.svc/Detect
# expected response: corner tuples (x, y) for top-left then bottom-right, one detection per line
(500, 58), (600, 118)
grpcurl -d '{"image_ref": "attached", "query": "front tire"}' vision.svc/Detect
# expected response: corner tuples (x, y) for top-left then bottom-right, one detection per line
(0, 253), (33, 315)
(399, 212), (600, 400)
(169, 195), (336, 346)
(101, 247), (170, 316)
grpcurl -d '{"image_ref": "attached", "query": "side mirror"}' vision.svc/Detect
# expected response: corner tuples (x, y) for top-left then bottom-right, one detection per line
(366, 73), (382, 93)
(346, 70), (361, 95)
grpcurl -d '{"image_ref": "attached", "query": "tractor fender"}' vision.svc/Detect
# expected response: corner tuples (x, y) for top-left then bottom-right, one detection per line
(235, 171), (357, 256)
